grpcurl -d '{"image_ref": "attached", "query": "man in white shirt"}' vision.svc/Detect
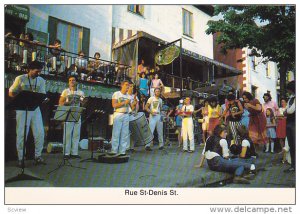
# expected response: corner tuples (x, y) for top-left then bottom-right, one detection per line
(145, 88), (164, 151)
(9, 60), (46, 167)
(181, 97), (195, 152)
(59, 76), (85, 159)
(111, 80), (137, 155)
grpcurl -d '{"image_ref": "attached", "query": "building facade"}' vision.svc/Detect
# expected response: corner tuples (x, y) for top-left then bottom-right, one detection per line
(214, 33), (278, 104)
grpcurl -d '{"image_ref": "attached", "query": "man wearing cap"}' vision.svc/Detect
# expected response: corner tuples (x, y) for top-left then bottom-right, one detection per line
(9, 61), (46, 167)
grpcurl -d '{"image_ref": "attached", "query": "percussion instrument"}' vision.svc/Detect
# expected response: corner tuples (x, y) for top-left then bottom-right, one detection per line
(47, 142), (63, 153)
(88, 137), (112, 151)
(129, 112), (153, 146)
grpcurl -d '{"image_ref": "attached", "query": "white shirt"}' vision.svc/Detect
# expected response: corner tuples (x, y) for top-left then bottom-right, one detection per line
(181, 104), (194, 118)
(205, 138), (229, 160)
(128, 93), (139, 113)
(61, 88), (85, 107)
(242, 139), (251, 148)
(286, 95), (295, 115)
(9, 74), (46, 94)
(112, 91), (130, 113)
(147, 96), (163, 114)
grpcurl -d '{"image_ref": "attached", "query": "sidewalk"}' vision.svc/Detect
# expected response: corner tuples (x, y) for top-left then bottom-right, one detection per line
(5, 143), (294, 187)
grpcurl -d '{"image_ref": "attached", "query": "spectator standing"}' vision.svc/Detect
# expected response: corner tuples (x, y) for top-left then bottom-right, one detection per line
(284, 81), (295, 173)
(242, 92), (267, 151)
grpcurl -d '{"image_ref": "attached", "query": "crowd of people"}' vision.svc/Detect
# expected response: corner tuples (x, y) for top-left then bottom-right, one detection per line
(6, 31), (295, 184)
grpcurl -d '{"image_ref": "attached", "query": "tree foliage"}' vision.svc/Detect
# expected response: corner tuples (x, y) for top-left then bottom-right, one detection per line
(206, 5), (295, 71)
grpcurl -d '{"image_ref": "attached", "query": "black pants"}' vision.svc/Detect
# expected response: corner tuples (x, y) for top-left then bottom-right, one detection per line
(286, 121), (295, 168)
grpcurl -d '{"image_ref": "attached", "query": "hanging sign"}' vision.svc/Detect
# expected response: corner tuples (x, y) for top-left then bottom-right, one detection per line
(155, 45), (180, 65)
(5, 5), (30, 22)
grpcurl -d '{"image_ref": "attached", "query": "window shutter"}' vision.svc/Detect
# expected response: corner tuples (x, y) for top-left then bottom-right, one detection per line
(82, 27), (90, 56)
(48, 16), (58, 45)
(139, 5), (144, 16)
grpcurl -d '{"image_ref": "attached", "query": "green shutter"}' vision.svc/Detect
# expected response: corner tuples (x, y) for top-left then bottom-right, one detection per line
(48, 16), (58, 46)
(82, 27), (90, 56)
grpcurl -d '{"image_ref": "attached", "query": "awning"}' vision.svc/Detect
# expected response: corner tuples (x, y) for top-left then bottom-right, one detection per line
(5, 5), (30, 22)
(5, 72), (118, 99)
(182, 48), (242, 76)
(112, 28), (242, 77)
(112, 28), (163, 50)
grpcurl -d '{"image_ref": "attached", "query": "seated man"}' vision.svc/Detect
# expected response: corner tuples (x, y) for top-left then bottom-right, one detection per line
(204, 125), (256, 184)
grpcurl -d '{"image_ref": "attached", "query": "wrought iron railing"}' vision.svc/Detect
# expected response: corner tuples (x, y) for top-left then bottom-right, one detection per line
(5, 36), (208, 91)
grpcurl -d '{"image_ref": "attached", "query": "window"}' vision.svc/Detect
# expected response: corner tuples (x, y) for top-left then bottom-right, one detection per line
(128, 5), (144, 16)
(250, 56), (256, 71)
(48, 16), (90, 55)
(266, 62), (270, 77)
(251, 85), (258, 98)
(182, 9), (193, 38)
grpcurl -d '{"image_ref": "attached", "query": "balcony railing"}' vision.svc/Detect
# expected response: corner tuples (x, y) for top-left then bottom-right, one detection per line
(5, 36), (208, 91)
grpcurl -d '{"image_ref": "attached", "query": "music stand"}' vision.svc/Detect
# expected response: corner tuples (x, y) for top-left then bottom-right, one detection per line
(48, 105), (86, 174)
(81, 110), (105, 163)
(5, 91), (46, 183)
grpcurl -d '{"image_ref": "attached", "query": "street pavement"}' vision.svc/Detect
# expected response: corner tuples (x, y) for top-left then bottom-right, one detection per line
(5, 143), (295, 188)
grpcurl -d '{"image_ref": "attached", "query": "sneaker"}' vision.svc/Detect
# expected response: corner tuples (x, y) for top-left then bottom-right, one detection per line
(284, 167), (295, 173)
(158, 146), (164, 150)
(182, 150), (188, 153)
(34, 157), (46, 165)
(188, 150), (194, 153)
(70, 154), (81, 159)
(243, 173), (256, 180)
(145, 147), (152, 151)
(233, 176), (250, 184)
(64, 155), (70, 160)
(118, 154), (127, 157)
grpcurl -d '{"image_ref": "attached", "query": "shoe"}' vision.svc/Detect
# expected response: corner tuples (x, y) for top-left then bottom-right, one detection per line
(70, 155), (81, 159)
(64, 155), (70, 160)
(145, 147), (152, 151)
(182, 150), (188, 153)
(34, 157), (46, 165)
(233, 176), (250, 184)
(158, 146), (164, 150)
(284, 167), (295, 173)
(118, 154), (127, 157)
(17, 160), (23, 168)
(264, 150), (269, 153)
(188, 150), (194, 153)
(129, 148), (135, 153)
(243, 173), (256, 180)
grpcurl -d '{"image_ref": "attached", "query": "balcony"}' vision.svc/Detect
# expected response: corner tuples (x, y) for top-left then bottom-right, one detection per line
(5, 36), (211, 99)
